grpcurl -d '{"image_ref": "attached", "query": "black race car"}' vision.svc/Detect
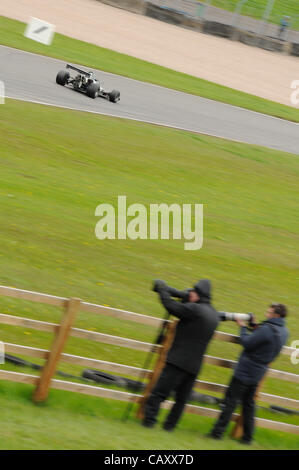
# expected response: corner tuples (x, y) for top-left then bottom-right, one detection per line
(56, 64), (120, 102)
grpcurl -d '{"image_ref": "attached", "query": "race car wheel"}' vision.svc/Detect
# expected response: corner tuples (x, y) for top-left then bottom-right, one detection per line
(108, 90), (120, 103)
(56, 70), (70, 86)
(86, 83), (100, 99)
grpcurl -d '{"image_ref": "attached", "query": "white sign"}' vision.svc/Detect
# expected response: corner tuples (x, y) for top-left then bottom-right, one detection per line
(0, 80), (4, 104)
(0, 341), (4, 364)
(24, 17), (55, 46)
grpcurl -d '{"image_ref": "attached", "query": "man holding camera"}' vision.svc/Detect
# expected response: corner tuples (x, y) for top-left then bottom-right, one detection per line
(209, 303), (289, 444)
(142, 279), (219, 431)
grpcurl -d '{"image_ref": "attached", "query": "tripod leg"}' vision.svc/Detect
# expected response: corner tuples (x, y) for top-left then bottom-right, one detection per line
(136, 320), (177, 420)
(121, 346), (156, 422)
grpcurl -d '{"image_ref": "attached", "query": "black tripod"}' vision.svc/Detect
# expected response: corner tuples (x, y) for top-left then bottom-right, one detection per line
(121, 312), (170, 422)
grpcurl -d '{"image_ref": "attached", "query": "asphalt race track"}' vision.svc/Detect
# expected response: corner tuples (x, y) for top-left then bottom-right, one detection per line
(1, 45), (298, 154)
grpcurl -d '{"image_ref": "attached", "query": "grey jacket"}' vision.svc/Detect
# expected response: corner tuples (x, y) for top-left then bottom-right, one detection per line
(234, 317), (289, 385)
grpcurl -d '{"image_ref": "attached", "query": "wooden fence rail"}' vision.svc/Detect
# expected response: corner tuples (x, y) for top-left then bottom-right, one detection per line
(0, 370), (298, 435)
(0, 285), (295, 356)
(0, 285), (298, 435)
(3, 342), (299, 410)
(1, 313), (298, 383)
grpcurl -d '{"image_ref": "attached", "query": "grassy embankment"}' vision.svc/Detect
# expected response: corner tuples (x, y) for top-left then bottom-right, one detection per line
(0, 98), (298, 448)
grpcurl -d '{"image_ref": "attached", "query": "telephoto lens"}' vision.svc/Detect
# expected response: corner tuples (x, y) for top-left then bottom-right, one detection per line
(219, 312), (253, 322)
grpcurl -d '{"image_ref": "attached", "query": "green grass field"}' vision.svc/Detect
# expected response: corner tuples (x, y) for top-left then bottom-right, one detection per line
(1, 15), (299, 123)
(0, 98), (298, 449)
(0, 381), (298, 450)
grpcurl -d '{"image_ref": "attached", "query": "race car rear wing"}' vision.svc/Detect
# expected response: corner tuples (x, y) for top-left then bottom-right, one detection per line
(66, 64), (92, 77)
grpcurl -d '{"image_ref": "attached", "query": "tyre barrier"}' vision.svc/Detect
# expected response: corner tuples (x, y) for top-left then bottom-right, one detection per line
(6, 355), (298, 414)
(145, 3), (187, 26)
(270, 405), (299, 416)
(237, 31), (290, 53)
(202, 20), (234, 39)
(82, 369), (145, 391)
(5, 353), (42, 370)
(291, 42), (299, 57)
(4, 354), (92, 382)
(145, 3), (202, 31)
(82, 369), (221, 404)
(189, 390), (221, 405)
(131, 1), (297, 55)
(97, 0), (146, 15)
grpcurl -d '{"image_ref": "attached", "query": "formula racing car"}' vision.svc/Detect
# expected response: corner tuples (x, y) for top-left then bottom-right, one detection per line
(56, 64), (120, 102)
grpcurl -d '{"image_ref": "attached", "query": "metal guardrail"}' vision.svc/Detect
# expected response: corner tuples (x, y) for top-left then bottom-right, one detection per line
(147, 0), (199, 17)
(146, 0), (299, 43)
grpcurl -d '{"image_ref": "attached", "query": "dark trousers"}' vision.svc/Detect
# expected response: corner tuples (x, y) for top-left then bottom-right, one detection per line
(212, 376), (258, 442)
(144, 363), (196, 429)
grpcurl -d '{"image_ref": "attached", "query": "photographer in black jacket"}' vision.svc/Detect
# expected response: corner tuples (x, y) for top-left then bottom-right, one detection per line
(142, 279), (219, 431)
(209, 303), (289, 444)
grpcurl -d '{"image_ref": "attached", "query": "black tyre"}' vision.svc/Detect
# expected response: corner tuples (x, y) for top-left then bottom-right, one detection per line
(189, 391), (220, 404)
(270, 405), (299, 416)
(108, 90), (120, 103)
(4, 354), (41, 370)
(122, 377), (145, 392)
(86, 83), (100, 99)
(56, 70), (70, 86)
(5, 354), (29, 367)
(82, 369), (126, 387)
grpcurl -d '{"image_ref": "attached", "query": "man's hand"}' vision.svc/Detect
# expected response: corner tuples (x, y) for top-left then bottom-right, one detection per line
(152, 279), (167, 293)
(236, 317), (246, 328)
(248, 314), (258, 329)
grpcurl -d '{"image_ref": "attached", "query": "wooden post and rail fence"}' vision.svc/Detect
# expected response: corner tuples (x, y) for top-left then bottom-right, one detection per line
(0, 285), (298, 435)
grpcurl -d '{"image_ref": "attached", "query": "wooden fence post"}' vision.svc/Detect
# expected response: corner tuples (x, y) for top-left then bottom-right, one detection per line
(230, 411), (243, 439)
(136, 320), (177, 420)
(33, 297), (81, 403)
(230, 374), (266, 439)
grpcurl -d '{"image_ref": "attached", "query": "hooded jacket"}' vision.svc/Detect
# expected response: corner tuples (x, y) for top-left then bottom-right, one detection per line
(157, 280), (219, 375)
(234, 317), (289, 385)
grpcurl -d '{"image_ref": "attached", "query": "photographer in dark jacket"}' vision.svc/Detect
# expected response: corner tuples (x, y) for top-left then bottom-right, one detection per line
(142, 279), (219, 431)
(209, 303), (289, 444)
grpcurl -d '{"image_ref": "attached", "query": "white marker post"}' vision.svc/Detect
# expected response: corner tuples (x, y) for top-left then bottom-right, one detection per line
(290, 80), (299, 106)
(0, 342), (4, 365)
(0, 80), (5, 104)
(24, 17), (55, 46)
